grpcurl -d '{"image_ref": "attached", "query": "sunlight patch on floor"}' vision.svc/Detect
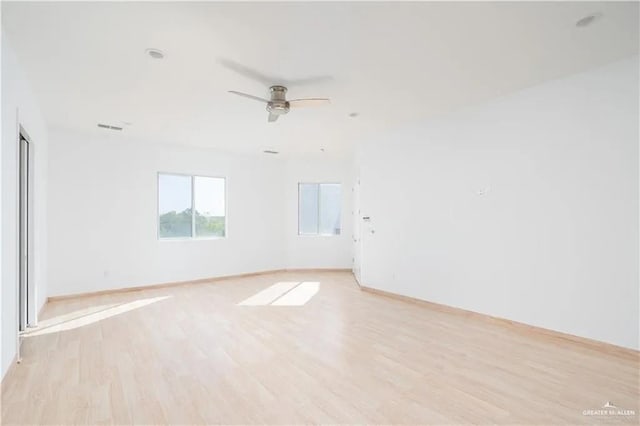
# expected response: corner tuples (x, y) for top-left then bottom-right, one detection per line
(271, 282), (319, 306)
(238, 282), (320, 306)
(23, 296), (171, 337)
(237, 281), (301, 306)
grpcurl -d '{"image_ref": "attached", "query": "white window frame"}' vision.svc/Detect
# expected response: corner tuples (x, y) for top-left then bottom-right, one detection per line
(157, 172), (227, 240)
(297, 182), (342, 237)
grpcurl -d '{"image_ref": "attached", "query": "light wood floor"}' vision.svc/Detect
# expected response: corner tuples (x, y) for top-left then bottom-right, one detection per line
(2, 271), (638, 425)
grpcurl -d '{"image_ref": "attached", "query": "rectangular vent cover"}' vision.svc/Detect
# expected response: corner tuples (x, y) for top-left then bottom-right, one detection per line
(97, 123), (123, 131)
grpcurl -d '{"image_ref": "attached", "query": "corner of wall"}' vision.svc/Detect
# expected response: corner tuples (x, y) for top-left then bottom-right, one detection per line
(1, 33), (50, 379)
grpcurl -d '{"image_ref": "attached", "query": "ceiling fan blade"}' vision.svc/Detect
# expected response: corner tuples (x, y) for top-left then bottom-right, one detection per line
(268, 113), (279, 122)
(289, 98), (331, 108)
(219, 59), (280, 86)
(228, 91), (269, 103)
(219, 58), (331, 88)
(286, 76), (334, 86)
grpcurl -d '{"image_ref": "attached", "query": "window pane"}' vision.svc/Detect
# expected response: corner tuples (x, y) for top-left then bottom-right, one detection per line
(319, 184), (341, 235)
(299, 183), (319, 234)
(158, 174), (192, 238)
(194, 176), (226, 237)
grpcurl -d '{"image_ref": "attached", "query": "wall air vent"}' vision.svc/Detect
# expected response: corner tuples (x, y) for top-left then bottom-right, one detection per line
(263, 150), (279, 154)
(97, 123), (123, 131)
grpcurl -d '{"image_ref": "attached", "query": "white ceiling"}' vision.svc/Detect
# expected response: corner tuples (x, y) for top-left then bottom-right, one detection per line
(2, 1), (638, 157)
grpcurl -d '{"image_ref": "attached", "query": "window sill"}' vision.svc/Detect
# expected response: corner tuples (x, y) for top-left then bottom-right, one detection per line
(158, 236), (227, 242)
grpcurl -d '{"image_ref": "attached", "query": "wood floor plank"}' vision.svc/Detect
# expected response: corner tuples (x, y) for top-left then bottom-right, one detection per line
(2, 271), (638, 425)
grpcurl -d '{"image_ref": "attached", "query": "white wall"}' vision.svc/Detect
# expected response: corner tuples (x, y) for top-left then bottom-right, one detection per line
(47, 129), (355, 298)
(1, 34), (49, 378)
(0, 27), (3, 382)
(47, 128), (290, 297)
(283, 157), (354, 269)
(358, 57), (639, 350)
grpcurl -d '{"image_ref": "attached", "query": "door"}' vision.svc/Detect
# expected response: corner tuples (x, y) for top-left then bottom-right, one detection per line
(352, 176), (362, 284)
(18, 133), (30, 331)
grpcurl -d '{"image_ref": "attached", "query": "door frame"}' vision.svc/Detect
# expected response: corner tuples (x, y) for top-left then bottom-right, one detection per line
(17, 124), (36, 333)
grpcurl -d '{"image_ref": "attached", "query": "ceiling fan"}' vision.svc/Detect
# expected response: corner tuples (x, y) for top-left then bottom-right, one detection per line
(229, 86), (330, 122)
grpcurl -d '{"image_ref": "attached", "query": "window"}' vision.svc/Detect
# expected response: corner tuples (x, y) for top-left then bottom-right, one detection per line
(158, 173), (226, 239)
(298, 183), (341, 235)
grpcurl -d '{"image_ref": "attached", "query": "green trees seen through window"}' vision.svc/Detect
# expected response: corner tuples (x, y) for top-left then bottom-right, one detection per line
(158, 174), (226, 239)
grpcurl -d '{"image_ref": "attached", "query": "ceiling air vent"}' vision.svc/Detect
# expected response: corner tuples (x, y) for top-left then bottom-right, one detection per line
(97, 123), (123, 131)
(263, 150), (279, 154)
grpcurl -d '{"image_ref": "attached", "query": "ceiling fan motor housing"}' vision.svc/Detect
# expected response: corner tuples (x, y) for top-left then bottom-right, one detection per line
(267, 85), (290, 115)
